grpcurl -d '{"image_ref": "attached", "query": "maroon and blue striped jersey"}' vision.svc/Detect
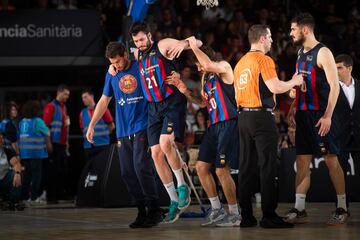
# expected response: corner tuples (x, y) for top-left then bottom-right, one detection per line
(296, 43), (330, 111)
(202, 73), (237, 125)
(138, 42), (176, 102)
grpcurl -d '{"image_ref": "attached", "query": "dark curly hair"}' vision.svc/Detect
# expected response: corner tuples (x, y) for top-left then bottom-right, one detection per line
(21, 100), (42, 118)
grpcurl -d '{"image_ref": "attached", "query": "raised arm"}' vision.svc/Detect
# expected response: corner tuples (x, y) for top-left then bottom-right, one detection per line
(187, 36), (233, 84)
(159, 37), (203, 59)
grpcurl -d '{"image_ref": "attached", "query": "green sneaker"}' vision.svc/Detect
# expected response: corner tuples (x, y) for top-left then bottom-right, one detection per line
(177, 184), (191, 210)
(163, 201), (181, 224)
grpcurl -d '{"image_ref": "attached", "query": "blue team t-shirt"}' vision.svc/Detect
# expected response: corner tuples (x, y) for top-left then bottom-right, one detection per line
(103, 60), (148, 138)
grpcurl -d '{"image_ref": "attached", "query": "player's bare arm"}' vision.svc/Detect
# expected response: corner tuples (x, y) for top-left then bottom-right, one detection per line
(159, 37), (203, 59)
(165, 71), (206, 107)
(187, 36), (233, 84)
(316, 47), (340, 136)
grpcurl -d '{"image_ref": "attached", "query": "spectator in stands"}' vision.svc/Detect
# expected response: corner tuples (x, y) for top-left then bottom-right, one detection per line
(278, 43), (298, 80)
(228, 9), (249, 36)
(102, 0), (126, 41)
(191, 109), (207, 133)
(181, 66), (201, 132)
(158, 7), (178, 38)
(181, 66), (200, 91)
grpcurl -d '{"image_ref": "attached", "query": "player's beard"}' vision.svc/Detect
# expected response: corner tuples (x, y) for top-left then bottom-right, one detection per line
(292, 32), (305, 46)
(140, 36), (152, 52)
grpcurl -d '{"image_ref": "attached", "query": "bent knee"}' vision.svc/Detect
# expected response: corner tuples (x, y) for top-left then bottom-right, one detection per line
(151, 145), (164, 162)
(159, 136), (173, 154)
(196, 161), (210, 176)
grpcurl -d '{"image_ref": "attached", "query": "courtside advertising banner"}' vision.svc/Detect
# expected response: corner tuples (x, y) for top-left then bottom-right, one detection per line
(0, 10), (102, 56)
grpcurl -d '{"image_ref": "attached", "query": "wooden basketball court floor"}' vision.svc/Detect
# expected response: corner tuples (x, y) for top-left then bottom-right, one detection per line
(1, 203), (359, 240)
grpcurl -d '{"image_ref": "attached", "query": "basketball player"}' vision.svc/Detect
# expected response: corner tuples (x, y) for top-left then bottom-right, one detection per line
(166, 36), (240, 227)
(285, 13), (349, 225)
(108, 22), (203, 223)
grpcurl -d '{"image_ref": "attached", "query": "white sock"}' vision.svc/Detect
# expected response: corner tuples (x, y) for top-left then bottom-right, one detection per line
(337, 194), (347, 211)
(228, 204), (239, 215)
(172, 168), (186, 186)
(164, 182), (179, 202)
(209, 196), (221, 210)
(295, 193), (306, 211)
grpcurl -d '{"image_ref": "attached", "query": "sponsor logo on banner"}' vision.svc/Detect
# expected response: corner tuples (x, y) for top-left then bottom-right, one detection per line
(0, 10), (102, 56)
(0, 24), (82, 38)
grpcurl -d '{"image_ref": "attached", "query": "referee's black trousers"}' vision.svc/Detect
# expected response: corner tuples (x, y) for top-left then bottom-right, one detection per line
(237, 111), (279, 219)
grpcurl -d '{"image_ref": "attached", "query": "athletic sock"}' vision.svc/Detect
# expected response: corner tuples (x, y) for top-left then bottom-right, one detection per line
(295, 193), (306, 211)
(173, 168), (186, 186)
(209, 196), (221, 210)
(164, 182), (179, 202)
(337, 194), (347, 211)
(228, 203), (239, 215)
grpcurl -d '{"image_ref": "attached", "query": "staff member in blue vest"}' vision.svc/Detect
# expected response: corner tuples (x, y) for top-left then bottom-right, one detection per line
(80, 89), (114, 162)
(43, 84), (70, 203)
(86, 42), (162, 228)
(19, 100), (52, 204)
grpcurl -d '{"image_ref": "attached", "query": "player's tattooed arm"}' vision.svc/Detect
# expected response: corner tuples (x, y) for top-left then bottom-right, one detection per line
(165, 71), (206, 107)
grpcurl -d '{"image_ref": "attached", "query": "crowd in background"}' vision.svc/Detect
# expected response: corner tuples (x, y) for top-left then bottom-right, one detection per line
(0, 0), (359, 207)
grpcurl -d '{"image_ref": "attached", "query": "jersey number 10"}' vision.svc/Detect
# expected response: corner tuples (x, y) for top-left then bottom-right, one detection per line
(209, 97), (217, 111)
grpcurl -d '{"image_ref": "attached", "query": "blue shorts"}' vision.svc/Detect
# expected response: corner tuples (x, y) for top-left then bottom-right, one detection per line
(147, 90), (187, 147)
(198, 119), (239, 169)
(295, 110), (340, 157)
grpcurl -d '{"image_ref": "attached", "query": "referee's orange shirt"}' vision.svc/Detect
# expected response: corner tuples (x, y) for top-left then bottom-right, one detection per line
(234, 51), (278, 108)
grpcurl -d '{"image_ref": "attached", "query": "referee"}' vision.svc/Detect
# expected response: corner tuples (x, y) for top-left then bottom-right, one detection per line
(233, 24), (303, 228)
